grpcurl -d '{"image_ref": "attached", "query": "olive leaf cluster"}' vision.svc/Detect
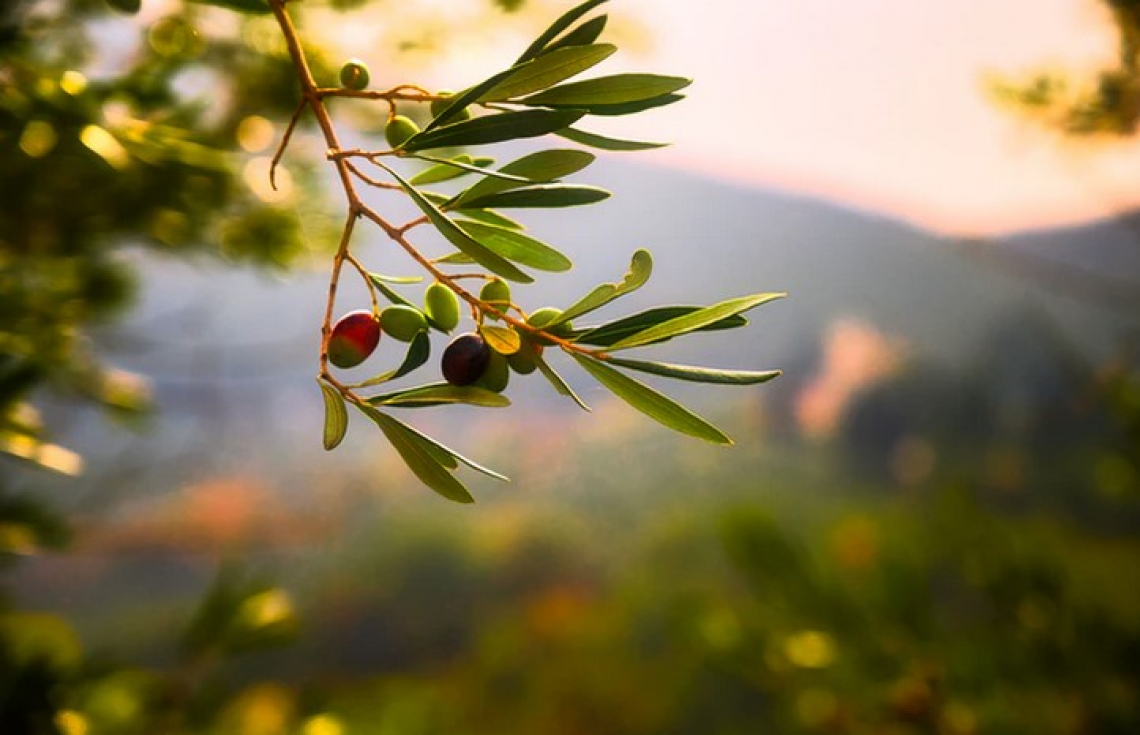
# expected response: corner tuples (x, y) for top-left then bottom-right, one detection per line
(256, 0), (785, 502)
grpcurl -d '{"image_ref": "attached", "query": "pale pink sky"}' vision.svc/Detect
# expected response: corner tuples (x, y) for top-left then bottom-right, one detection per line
(326, 0), (1140, 235)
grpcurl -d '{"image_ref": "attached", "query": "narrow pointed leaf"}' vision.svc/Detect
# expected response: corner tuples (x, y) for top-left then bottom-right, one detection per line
(366, 409), (474, 503)
(456, 184), (609, 210)
(480, 325), (521, 355)
(556, 127), (667, 151)
(423, 67), (518, 132)
(543, 14), (608, 53)
(319, 381), (348, 451)
(369, 272), (424, 285)
(555, 249), (653, 325)
(521, 74), (691, 107)
(456, 220), (572, 272)
(453, 149), (596, 206)
(535, 355), (590, 411)
(548, 93), (686, 117)
(371, 408), (508, 482)
(480, 44), (616, 102)
(516, 0), (609, 64)
(453, 208), (524, 230)
(570, 354), (732, 444)
(403, 109), (585, 153)
(609, 292), (786, 350)
(380, 163), (533, 283)
(369, 382), (511, 408)
(575, 306), (747, 346)
(356, 331), (432, 387)
(409, 155), (516, 185)
(605, 358), (782, 385)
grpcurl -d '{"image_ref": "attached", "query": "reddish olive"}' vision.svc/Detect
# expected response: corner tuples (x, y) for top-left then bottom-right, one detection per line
(441, 333), (491, 386)
(328, 310), (380, 369)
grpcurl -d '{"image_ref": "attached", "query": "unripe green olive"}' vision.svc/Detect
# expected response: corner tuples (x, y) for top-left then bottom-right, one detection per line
(430, 90), (471, 122)
(507, 336), (543, 375)
(475, 347), (510, 393)
(442, 333), (491, 386)
(385, 114), (419, 149)
(328, 310), (380, 369)
(106, 0), (141, 13)
(424, 282), (460, 332)
(527, 307), (573, 344)
(380, 304), (428, 342)
(339, 59), (371, 90)
(479, 279), (512, 319)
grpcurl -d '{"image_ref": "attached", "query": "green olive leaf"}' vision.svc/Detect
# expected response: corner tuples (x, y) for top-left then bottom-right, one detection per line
(574, 306), (747, 346)
(521, 74), (691, 107)
(364, 408), (475, 503)
(456, 220), (572, 272)
(402, 109), (586, 153)
(355, 331), (432, 387)
(570, 354), (732, 445)
(454, 184), (610, 210)
(422, 66), (520, 132)
(480, 325), (522, 355)
(542, 14), (608, 54)
(555, 249), (653, 325)
(607, 292), (786, 350)
(480, 44), (617, 102)
(453, 208), (525, 230)
(516, 0), (609, 64)
(378, 162), (534, 284)
(535, 355), (591, 411)
(411, 154), (533, 184)
(368, 382), (512, 408)
(603, 358), (782, 385)
(408, 155), (494, 185)
(319, 381), (348, 451)
(368, 272), (424, 285)
(545, 94), (686, 117)
(451, 149), (596, 207)
(555, 127), (667, 151)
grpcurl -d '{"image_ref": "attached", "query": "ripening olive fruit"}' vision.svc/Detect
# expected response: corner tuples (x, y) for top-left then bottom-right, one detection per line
(442, 333), (491, 386)
(507, 336), (543, 375)
(424, 282), (460, 332)
(479, 279), (512, 319)
(475, 347), (510, 393)
(527, 307), (574, 344)
(430, 90), (471, 122)
(385, 114), (419, 149)
(328, 310), (381, 369)
(380, 305), (428, 342)
(339, 59), (371, 90)
(106, 0), (141, 14)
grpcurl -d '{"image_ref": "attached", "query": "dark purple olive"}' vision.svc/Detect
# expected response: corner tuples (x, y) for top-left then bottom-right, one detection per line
(442, 333), (490, 386)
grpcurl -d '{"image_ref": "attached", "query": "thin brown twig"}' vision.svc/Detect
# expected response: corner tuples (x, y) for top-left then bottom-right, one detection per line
(270, 99), (306, 191)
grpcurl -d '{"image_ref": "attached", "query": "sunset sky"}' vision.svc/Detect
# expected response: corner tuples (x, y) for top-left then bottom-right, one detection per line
(352, 0), (1140, 236)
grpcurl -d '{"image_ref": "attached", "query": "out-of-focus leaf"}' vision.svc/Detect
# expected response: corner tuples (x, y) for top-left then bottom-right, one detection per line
(556, 249), (653, 324)
(380, 163), (534, 283)
(408, 155), (494, 185)
(575, 306), (747, 346)
(452, 148), (595, 207)
(481, 44), (616, 102)
(570, 354), (732, 444)
(356, 331), (432, 387)
(543, 14), (608, 53)
(456, 220), (572, 272)
(522, 74), (691, 107)
(608, 292), (786, 350)
(555, 127), (667, 150)
(456, 184), (609, 210)
(186, 0), (270, 14)
(369, 382), (511, 408)
(367, 409), (475, 503)
(535, 354), (590, 411)
(319, 381), (348, 450)
(605, 357), (782, 385)
(481, 325), (522, 355)
(403, 109), (585, 153)
(516, 0), (609, 64)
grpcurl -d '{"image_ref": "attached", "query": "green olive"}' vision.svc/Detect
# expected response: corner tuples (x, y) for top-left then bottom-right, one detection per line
(380, 305), (428, 342)
(430, 90), (471, 122)
(506, 336), (542, 375)
(385, 115), (420, 149)
(339, 60), (371, 91)
(106, 0), (141, 14)
(527, 306), (573, 344)
(424, 282), (460, 332)
(479, 279), (512, 319)
(475, 347), (510, 393)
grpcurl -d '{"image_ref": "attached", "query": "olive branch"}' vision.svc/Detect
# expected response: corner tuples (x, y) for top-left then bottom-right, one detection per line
(262, 0), (783, 502)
